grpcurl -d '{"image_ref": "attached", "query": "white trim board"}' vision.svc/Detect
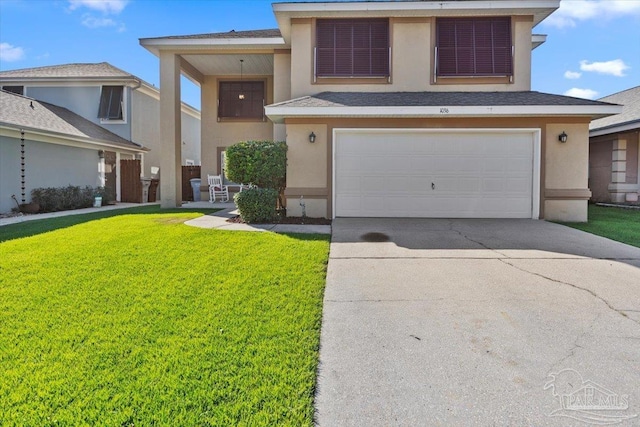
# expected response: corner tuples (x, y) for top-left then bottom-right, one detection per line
(266, 104), (621, 123)
(331, 127), (541, 220)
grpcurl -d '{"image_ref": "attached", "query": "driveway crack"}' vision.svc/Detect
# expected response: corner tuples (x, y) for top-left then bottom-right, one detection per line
(447, 220), (509, 258)
(498, 258), (640, 326)
(549, 313), (600, 371)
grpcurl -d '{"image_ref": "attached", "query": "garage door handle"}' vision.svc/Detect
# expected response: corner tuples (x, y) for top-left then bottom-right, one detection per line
(431, 182), (435, 190)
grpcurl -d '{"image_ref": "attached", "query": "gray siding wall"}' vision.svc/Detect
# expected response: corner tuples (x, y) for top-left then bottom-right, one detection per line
(0, 136), (99, 214)
(25, 86), (132, 140)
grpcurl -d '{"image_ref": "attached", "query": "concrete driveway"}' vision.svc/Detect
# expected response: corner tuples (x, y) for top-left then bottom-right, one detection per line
(316, 219), (640, 426)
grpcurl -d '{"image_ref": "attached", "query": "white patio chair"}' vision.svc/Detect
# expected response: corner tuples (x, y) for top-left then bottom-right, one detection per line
(207, 174), (229, 203)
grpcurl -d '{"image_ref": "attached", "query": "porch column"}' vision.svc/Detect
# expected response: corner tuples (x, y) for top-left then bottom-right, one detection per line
(610, 139), (627, 203)
(159, 51), (182, 207)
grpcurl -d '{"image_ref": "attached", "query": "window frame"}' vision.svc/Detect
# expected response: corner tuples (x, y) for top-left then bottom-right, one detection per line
(315, 18), (390, 80)
(435, 17), (513, 79)
(217, 80), (266, 121)
(98, 85), (127, 124)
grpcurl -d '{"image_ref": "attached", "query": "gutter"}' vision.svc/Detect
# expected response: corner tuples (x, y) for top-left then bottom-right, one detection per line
(0, 123), (149, 153)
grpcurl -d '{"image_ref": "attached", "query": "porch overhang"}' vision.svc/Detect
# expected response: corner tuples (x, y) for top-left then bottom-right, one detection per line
(264, 91), (622, 123)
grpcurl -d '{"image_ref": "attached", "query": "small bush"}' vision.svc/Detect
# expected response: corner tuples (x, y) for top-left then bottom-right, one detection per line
(234, 188), (278, 223)
(31, 185), (95, 213)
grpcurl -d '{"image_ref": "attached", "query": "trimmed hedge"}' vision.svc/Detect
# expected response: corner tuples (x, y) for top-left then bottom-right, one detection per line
(31, 185), (108, 213)
(234, 188), (278, 223)
(225, 140), (287, 190)
(226, 140), (287, 220)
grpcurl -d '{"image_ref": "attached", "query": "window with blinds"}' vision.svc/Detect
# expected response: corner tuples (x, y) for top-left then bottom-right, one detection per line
(98, 86), (124, 120)
(218, 81), (264, 119)
(436, 17), (513, 77)
(316, 18), (390, 77)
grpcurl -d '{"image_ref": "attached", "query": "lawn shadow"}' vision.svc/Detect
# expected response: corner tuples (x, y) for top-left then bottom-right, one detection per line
(0, 206), (220, 243)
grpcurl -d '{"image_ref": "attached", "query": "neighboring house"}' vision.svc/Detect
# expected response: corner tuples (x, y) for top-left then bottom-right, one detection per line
(140, 0), (621, 221)
(588, 86), (640, 204)
(0, 62), (201, 199)
(0, 89), (148, 214)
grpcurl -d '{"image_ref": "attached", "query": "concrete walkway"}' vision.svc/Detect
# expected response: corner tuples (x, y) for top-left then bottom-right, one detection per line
(0, 202), (159, 227)
(182, 201), (331, 234)
(0, 200), (331, 234)
(316, 218), (640, 426)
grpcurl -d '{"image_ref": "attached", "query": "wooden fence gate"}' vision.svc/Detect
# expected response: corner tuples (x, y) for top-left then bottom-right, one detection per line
(120, 159), (142, 203)
(182, 166), (201, 201)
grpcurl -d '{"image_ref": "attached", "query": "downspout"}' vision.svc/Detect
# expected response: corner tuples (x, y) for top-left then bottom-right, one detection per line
(20, 129), (25, 203)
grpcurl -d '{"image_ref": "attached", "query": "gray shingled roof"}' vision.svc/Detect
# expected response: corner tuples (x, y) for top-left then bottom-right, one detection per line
(0, 62), (135, 80)
(590, 86), (640, 131)
(272, 91), (617, 108)
(0, 90), (147, 151)
(142, 28), (282, 40)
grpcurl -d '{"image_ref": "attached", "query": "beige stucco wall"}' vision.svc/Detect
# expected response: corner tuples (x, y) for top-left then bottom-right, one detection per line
(286, 198), (328, 218)
(544, 200), (588, 223)
(545, 123), (589, 189)
(200, 75), (274, 180)
(282, 117), (591, 221)
(131, 91), (201, 178)
(286, 124), (328, 188)
(289, 16), (532, 98)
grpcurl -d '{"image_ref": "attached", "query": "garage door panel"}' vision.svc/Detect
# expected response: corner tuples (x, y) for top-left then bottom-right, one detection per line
(335, 130), (535, 218)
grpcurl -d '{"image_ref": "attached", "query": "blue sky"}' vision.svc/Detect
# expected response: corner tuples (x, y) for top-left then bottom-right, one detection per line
(1, 0), (639, 110)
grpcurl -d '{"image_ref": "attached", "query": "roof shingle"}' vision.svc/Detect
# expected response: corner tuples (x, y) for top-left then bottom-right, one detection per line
(590, 86), (640, 131)
(142, 28), (282, 41)
(0, 62), (134, 80)
(0, 90), (146, 151)
(271, 91), (617, 108)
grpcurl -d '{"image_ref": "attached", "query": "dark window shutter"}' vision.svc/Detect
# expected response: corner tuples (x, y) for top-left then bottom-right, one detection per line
(437, 17), (512, 77)
(2, 86), (24, 95)
(218, 81), (264, 119)
(316, 18), (389, 77)
(98, 86), (124, 120)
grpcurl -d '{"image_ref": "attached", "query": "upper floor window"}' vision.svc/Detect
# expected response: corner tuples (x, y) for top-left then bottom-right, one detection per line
(436, 17), (512, 77)
(316, 18), (390, 78)
(218, 81), (264, 120)
(98, 86), (124, 121)
(2, 86), (24, 95)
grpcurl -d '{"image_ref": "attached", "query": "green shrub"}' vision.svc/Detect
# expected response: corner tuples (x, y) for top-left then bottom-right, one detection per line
(234, 188), (278, 223)
(225, 140), (287, 190)
(31, 185), (95, 212)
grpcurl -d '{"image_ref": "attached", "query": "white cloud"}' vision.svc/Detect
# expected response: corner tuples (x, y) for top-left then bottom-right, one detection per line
(564, 70), (582, 79)
(81, 14), (116, 28)
(544, 0), (640, 28)
(564, 88), (599, 99)
(579, 59), (630, 77)
(0, 42), (25, 62)
(68, 0), (128, 14)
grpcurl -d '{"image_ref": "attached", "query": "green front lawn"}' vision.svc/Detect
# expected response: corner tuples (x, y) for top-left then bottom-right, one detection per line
(560, 204), (640, 248)
(0, 209), (330, 426)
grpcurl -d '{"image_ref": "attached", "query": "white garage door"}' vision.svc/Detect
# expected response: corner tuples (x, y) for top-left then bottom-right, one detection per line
(334, 129), (539, 218)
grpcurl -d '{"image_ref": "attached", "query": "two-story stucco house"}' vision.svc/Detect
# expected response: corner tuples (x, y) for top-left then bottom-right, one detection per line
(140, 0), (620, 222)
(0, 62), (201, 202)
